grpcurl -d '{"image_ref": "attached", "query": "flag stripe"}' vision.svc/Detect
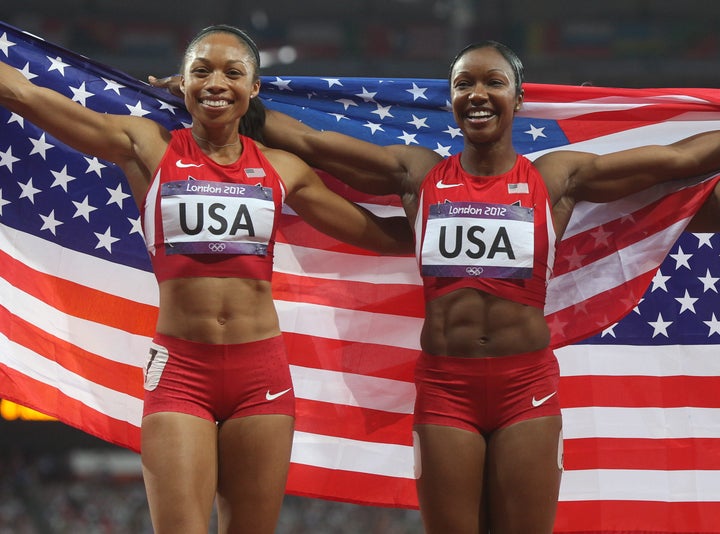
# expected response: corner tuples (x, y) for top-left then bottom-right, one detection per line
(283, 333), (418, 379)
(555, 500), (720, 533)
(556, 344), (720, 377)
(0, 364), (142, 449)
(287, 463), (416, 508)
(0, 224), (157, 305)
(560, 375), (720, 408)
(1, 304), (144, 397)
(272, 272), (424, 318)
(275, 300), (422, 350)
(273, 241), (420, 285)
(1, 248), (156, 335)
(562, 406), (720, 439)
(0, 332), (143, 426)
(2, 272), (153, 368)
(559, 469), (720, 502)
(565, 438), (720, 470)
(290, 430), (413, 478)
(294, 398), (413, 446)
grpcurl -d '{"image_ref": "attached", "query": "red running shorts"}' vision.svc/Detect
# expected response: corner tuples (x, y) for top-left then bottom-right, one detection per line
(142, 333), (295, 421)
(413, 347), (560, 434)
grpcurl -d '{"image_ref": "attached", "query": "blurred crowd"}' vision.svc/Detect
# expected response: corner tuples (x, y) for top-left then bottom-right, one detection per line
(0, 453), (422, 533)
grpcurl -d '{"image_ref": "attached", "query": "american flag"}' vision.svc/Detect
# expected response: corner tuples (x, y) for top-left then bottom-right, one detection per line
(1, 20), (719, 533)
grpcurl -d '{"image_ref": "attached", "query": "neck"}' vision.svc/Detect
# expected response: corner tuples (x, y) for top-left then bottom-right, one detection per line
(192, 131), (240, 149)
(460, 141), (517, 176)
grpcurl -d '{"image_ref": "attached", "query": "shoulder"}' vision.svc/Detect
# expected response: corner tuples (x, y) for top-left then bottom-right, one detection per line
(256, 141), (308, 170)
(253, 141), (315, 192)
(390, 144), (443, 192)
(532, 150), (595, 199)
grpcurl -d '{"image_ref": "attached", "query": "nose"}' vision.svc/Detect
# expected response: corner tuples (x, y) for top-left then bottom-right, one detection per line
(469, 83), (488, 103)
(205, 70), (226, 89)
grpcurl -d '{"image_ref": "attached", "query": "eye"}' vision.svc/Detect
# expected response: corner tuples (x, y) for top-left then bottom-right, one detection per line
(190, 66), (210, 76)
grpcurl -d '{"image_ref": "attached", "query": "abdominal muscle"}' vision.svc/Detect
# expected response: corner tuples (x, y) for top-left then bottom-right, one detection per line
(420, 288), (551, 357)
(155, 277), (281, 345)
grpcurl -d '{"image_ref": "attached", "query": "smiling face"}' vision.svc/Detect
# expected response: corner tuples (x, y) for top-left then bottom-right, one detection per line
(449, 46), (523, 146)
(180, 31), (261, 127)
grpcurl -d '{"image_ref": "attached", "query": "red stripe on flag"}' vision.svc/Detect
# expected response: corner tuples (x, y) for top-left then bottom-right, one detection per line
(286, 463), (417, 509)
(1, 249), (157, 336)
(294, 398), (413, 446)
(0, 365), (141, 451)
(565, 438), (720, 471)
(0, 304), (144, 398)
(272, 272), (424, 318)
(556, 105), (709, 145)
(284, 333), (418, 380)
(553, 183), (712, 276)
(560, 375), (720, 408)
(555, 500), (720, 533)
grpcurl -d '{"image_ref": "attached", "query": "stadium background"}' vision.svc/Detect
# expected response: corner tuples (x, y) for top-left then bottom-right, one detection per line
(1, 1), (719, 532)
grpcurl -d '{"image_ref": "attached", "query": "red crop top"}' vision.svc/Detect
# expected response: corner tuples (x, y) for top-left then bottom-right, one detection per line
(141, 129), (286, 283)
(415, 154), (556, 308)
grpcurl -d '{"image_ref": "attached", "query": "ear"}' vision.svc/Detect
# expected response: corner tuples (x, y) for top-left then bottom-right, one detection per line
(515, 89), (524, 112)
(179, 76), (186, 95)
(250, 78), (261, 99)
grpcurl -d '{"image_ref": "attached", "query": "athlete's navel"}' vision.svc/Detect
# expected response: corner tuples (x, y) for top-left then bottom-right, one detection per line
(216, 315), (228, 326)
(478, 335), (490, 344)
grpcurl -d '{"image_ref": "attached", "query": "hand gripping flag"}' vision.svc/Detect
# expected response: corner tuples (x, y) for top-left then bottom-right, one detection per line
(1, 21), (719, 533)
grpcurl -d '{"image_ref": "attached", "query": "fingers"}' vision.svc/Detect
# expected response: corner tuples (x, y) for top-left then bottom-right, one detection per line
(147, 75), (169, 87)
(147, 75), (183, 98)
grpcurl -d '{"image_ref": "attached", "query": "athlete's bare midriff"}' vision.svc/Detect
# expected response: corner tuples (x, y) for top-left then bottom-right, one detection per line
(420, 288), (550, 357)
(155, 277), (281, 344)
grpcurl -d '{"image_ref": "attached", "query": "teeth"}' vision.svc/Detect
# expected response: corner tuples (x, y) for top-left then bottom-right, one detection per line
(203, 100), (229, 107)
(468, 111), (492, 118)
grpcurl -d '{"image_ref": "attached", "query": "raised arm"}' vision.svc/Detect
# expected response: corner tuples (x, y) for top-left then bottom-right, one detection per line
(539, 131), (720, 204)
(1, 61), (169, 200)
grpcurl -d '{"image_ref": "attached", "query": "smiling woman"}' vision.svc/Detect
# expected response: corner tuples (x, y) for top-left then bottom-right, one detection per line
(0, 23), (413, 534)
(258, 39), (720, 534)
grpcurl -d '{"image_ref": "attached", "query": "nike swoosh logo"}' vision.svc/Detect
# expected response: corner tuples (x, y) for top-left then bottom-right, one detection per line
(436, 180), (463, 189)
(265, 387), (293, 401)
(176, 159), (204, 168)
(532, 391), (557, 407)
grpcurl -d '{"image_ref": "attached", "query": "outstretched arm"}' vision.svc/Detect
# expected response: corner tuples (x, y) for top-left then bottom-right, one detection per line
(540, 131), (720, 204)
(1, 61), (169, 199)
(264, 108), (441, 197)
(271, 148), (414, 255)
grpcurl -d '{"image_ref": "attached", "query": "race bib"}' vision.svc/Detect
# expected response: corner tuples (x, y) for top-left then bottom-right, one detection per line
(421, 201), (534, 278)
(160, 180), (275, 255)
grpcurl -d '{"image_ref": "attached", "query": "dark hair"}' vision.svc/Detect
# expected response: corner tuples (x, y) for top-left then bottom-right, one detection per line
(184, 24), (266, 142)
(184, 24), (261, 70)
(449, 41), (524, 95)
(240, 97), (266, 143)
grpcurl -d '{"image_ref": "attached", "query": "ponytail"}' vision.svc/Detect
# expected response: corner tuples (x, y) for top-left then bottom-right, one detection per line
(239, 97), (266, 143)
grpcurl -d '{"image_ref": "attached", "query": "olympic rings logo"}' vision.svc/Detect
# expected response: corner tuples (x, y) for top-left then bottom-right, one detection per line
(208, 242), (227, 252)
(465, 266), (484, 276)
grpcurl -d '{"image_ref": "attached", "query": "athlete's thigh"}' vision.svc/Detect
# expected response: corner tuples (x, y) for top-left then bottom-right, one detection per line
(485, 415), (563, 534)
(414, 424), (487, 534)
(215, 414), (294, 534)
(141, 412), (219, 534)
